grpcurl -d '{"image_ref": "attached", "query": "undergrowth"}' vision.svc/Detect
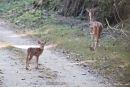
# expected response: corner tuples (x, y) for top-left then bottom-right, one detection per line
(0, 0), (130, 85)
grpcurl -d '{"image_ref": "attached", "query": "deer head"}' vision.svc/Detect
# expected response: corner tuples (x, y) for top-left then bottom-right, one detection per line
(38, 41), (46, 49)
(86, 8), (96, 21)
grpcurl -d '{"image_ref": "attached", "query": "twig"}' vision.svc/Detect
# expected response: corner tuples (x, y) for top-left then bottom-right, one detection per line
(105, 18), (129, 37)
(113, 0), (123, 22)
(32, 1), (42, 12)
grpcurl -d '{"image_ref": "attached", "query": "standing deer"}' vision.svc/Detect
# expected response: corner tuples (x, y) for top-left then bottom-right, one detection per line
(86, 8), (103, 50)
(26, 41), (46, 70)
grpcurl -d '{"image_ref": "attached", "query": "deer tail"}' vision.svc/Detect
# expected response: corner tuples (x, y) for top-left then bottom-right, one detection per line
(98, 25), (103, 38)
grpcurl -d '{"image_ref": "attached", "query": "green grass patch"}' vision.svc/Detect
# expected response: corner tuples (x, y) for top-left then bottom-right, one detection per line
(0, 41), (11, 48)
(0, 41), (16, 50)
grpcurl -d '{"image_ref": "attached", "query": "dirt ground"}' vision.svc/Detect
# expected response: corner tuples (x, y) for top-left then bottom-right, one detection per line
(0, 19), (113, 87)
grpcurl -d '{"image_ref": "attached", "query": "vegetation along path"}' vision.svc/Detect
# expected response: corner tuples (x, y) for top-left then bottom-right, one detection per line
(0, 19), (113, 87)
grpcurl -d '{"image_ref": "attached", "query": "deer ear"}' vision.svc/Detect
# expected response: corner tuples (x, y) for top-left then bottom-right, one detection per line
(38, 41), (41, 44)
(86, 8), (90, 12)
(44, 41), (47, 44)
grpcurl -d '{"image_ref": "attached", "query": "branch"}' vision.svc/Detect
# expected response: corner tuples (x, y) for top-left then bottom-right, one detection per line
(113, 2), (123, 22)
(105, 18), (129, 37)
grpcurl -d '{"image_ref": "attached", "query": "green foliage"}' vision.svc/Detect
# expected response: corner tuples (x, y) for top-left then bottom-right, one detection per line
(97, 0), (110, 3)
(47, 0), (52, 3)
(85, 0), (90, 6)
(41, 0), (53, 10)
(98, 0), (111, 15)
(0, 0), (33, 15)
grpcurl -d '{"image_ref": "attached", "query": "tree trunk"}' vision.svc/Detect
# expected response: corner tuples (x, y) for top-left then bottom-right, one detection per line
(59, 0), (85, 17)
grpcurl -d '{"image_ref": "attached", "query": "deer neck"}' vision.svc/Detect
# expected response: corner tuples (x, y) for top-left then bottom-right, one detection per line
(39, 46), (44, 50)
(89, 15), (94, 24)
(90, 19), (94, 25)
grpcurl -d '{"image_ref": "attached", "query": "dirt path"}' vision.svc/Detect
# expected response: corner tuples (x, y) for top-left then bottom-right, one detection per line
(0, 19), (111, 87)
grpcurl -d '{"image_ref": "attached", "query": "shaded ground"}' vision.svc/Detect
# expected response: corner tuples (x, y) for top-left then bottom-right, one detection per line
(0, 19), (113, 87)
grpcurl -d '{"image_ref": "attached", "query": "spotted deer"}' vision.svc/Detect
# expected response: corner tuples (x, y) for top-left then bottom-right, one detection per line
(86, 8), (103, 50)
(26, 41), (46, 70)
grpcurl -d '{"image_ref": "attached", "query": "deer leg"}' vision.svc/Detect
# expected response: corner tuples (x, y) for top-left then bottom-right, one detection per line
(26, 56), (29, 70)
(94, 38), (98, 50)
(91, 34), (94, 47)
(26, 55), (33, 70)
(35, 56), (39, 69)
(28, 56), (33, 64)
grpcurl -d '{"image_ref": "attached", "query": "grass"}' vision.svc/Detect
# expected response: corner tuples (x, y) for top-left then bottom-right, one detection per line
(0, 41), (12, 48)
(0, 41), (26, 65)
(0, 0), (130, 85)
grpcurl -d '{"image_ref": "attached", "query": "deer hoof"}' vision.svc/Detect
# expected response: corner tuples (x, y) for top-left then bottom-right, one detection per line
(89, 47), (95, 51)
(26, 68), (29, 70)
(35, 67), (38, 69)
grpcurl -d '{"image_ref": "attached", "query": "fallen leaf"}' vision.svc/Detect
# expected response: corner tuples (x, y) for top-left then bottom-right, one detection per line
(15, 62), (18, 65)
(62, 67), (66, 70)
(21, 62), (25, 65)
(1, 76), (4, 78)
(46, 68), (51, 71)
(21, 78), (25, 80)
(38, 76), (44, 78)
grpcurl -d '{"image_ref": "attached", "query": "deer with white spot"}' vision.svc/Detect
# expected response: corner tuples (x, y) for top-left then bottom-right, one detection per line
(86, 8), (103, 50)
(26, 41), (46, 70)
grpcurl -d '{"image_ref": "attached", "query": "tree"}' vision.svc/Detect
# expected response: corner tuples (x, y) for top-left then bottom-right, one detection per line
(59, 0), (86, 17)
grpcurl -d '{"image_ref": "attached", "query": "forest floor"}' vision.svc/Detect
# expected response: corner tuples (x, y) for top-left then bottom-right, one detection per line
(0, 19), (114, 87)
